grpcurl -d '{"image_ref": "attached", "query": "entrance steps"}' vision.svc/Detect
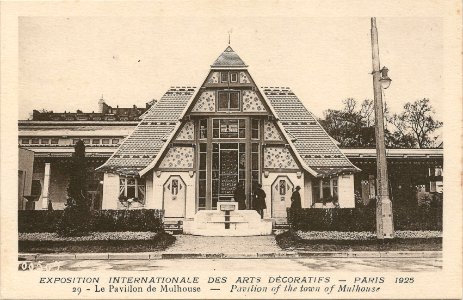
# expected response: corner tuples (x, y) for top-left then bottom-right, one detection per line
(183, 202), (273, 236)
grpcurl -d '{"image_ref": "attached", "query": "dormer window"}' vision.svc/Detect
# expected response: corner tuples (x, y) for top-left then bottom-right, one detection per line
(221, 72), (229, 83)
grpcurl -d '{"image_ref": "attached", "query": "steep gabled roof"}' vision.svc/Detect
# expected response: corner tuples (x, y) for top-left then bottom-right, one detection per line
(98, 85), (358, 177)
(211, 46), (247, 68)
(97, 87), (197, 174)
(263, 87), (359, 176)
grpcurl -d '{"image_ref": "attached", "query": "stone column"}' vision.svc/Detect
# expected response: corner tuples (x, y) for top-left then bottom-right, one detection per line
(41, 162), (51, 209)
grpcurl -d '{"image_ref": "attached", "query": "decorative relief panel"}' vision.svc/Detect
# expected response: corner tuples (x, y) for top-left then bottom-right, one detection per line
(159, 147), (194, 169)
(264, 121), (283, 141)
(239, 71), (251, 84)
(264, 147), (299, 169)
(207, 72), (220, 84)
(192, 91), (215, 112)
(242, 90), (266, 112)
(176, 121), (195, 140)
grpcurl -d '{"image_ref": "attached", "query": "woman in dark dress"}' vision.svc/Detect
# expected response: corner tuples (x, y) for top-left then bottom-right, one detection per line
(233, 182), (246, 210)
(253, 183), (267, 219)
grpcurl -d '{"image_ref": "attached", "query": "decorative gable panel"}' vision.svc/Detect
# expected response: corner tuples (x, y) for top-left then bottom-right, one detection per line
(176, 121), (195, 140)
(242, 90), (266, 112)
(264, 147), (299, 169)
(207, 72), (220, 84)
(239, 71), (251, 83)
(264, 121), (283, 141)
(159, 147), (194, 169)
(192, 91), (215, 112)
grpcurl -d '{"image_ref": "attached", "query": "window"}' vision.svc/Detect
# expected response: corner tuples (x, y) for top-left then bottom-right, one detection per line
(230, 72), (238, 83)
(83, 139), (91, 144)
(251, 143), (260, 189)
(112, 139), (120, 144)
(51, 138), (59, 145)
(92, 139), (100, 144)
(218, 91), (240, 111)
(102, 139), (110, 145)
(279, 180), (286, 196)
(313, 178), (339, 204)
(119, 177), (146, 204)
(251, 119), (260, 139)
(199, 119), (208, 139)
(198, 143), (207, 210)
(41, 139), (49, 144)
(213, 119), (245, 139)
(221, 72), (229, 83)
(73, 139), (80, 144)
(31, 139), (40, 144)
(21, 139), (30, 144)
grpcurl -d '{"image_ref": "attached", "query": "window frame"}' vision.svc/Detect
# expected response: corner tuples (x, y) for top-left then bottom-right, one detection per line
(217, 91), (240, 112)
(119, 177), (146, 204)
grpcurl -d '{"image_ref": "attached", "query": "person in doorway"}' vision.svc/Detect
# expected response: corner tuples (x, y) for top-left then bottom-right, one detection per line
(233, 182), (246, 210)
(253, 183), (267, 219)
(290, 186), (302, 209)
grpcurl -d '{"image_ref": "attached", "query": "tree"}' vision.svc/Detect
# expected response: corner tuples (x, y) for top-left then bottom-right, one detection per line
(320, 98), (442, 148)
(57, 140), (90, 236)
(388, 99), (442, 148)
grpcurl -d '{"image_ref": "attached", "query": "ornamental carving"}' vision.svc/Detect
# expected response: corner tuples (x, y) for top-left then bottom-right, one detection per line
(159, 147), (194, 169)
(239, 71), (251, 84)
(242, 90), (266, 112)
(264, 121), (283, 141)
(192, 91), (215, 112)
(176, 121), (195, 140)
(264, 147), (298, 169)
(207, 72), (220, 84)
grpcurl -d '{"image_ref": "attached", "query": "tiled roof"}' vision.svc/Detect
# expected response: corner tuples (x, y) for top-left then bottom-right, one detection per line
(97, 87), (196, 174)
(211, 46), (247, 68)
(98, 85), (358, 176)
(262, 87), (358, 174)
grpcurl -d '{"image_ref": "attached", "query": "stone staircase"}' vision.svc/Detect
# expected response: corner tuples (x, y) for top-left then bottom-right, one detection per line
(183, 202), (273, 236)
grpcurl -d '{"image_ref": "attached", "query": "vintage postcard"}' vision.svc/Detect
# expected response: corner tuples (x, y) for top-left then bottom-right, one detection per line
(1, 0), (462, 299)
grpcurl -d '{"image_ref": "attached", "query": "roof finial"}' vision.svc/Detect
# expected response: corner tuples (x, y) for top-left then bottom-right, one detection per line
(228, 29), (233, 45)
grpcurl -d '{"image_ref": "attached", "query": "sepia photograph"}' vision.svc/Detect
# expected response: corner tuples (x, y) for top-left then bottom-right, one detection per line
(1, 1), (461, 299)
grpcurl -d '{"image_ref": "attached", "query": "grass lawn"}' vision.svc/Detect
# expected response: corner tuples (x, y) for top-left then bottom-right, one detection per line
(276, 231), (442, 252)
(19, 232), (175, 253)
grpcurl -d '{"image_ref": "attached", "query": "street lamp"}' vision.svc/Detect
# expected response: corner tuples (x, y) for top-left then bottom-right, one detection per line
(379, 66), (392, 89)
(371, 17), (394, 239)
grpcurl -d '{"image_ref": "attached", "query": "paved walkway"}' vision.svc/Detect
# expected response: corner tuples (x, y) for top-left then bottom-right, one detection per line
(163, 235), (283, 254)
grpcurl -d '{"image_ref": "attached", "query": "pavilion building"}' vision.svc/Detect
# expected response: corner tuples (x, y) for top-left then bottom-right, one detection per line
(97, 46), (359, 223)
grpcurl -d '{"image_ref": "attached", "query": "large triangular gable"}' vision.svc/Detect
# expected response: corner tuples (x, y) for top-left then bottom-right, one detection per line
(139, 47), (319, 176)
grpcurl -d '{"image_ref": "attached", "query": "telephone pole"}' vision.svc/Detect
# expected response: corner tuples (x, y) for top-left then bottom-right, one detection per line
(371, 17), (394, 239)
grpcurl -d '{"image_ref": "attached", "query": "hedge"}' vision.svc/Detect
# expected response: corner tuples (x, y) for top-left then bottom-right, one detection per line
(288, 207), (442, 232)
(18, 209), (164, 233)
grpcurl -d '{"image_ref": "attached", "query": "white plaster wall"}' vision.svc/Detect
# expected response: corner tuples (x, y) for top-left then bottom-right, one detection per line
(144, 171), (154, 208)
(151, 171), (196, 219)
(303, 173), (313, 208)
(102, 173), (119, 209)
(261, 172), (304, 218)
(338, 174), (355, 208)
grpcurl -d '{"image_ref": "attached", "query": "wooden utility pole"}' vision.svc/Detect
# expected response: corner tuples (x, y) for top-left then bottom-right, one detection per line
(371, 17), (394, 239)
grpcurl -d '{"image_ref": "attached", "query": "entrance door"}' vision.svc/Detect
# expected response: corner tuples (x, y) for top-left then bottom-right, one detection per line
(212, 143), (246, 208)
(271, 176), (294, 220)
(163, 176), (186, 218)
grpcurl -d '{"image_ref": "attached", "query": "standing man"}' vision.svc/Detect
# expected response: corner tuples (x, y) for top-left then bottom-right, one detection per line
(253, 183), (267, 219)
(290, 186), (302, 209)
(233, 182), (246, 210)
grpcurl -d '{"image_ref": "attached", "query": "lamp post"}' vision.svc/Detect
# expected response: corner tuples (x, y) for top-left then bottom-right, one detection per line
(371, 17), (394, 239)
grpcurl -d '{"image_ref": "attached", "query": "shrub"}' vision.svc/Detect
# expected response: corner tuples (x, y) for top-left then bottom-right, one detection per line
(288, 206), (442, 232)
(18, 209), (164, 233)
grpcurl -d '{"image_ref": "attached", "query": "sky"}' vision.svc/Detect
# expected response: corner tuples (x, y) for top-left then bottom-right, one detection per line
(18, 16), (443, 120)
